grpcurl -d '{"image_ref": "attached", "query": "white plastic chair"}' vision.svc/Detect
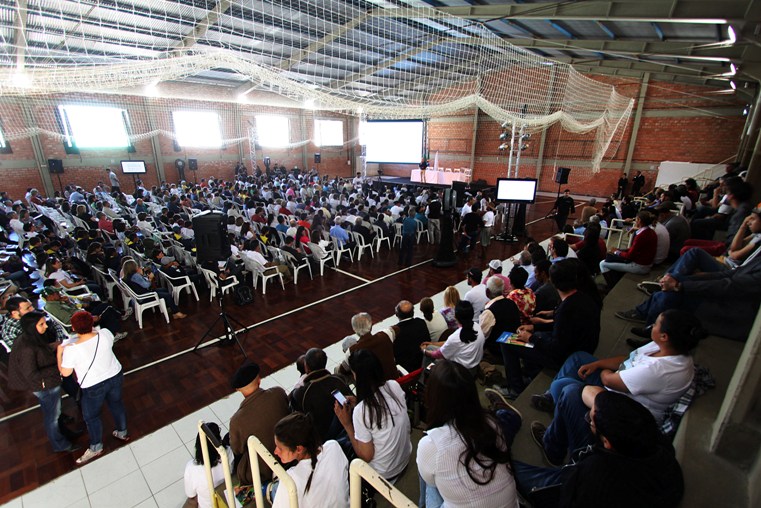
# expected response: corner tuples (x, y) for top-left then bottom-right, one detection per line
(331, 236), (353, 267)
(414, 219), (426, 244)
(200, 268), (239, 302)
(351, 231), (374, 261)
(371, 224), (390, 252)
(306, 242), (334, 276)
(119, 278), (170, 329)
(153, 263), (199, 305)
(282, 250), (312, 285)
(392, 223), (403, 248)
(239, 257), (283, 295)
(91, 265), (117, 302)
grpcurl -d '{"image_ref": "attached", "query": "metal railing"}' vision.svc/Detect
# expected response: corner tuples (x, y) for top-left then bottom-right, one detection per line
(349, 459), (417, 508)
(247, 435), (299, 508)
(197, 421), (236, 508)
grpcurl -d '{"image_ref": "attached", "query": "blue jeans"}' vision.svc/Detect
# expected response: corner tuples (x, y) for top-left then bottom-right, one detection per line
(81, 370), (127, 451)
(543, 383), (595, 464)
(548, 352), (603, 403)
(667, 247), (725, 280)
(513, 461), (566, 498)
(33, 385), (72, 452)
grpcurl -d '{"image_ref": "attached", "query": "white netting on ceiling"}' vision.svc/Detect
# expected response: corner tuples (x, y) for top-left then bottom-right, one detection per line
(0, 0), (633, 170)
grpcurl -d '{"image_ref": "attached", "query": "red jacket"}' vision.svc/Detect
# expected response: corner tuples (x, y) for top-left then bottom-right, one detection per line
(619, 227), (657, 265)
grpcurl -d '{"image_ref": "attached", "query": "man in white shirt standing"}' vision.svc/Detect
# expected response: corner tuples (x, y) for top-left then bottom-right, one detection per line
(106, 167), (121, 194)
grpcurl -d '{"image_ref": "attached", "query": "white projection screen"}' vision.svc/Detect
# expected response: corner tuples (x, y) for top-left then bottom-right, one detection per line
(363, 120), (424, 164)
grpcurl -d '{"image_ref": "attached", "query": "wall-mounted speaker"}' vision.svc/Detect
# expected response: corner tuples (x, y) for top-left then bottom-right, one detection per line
(188, 158), (198, 171)
(555, 167), (571, 184)
(314, 153), (321, 164)
(48, 159), (64, 174)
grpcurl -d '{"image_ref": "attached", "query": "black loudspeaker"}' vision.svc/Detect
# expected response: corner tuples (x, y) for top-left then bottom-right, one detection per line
(443, 188), (453, 211)
(555, 167), (571, 184)
(192, 212), (231, 263)
(48, 159), (64, 174)
(451, 181), (468, 208)
(188, 158), (198, 171)
(314, 153), (321, 164)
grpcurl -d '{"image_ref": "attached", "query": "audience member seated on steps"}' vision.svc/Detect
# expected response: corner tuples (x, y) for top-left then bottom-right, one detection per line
(507, 265), (536, 325)
(686, 176), (752, 250)
(334, 349), (412, 483)
(337, 312), (398, 381)
(422, 300), (486, 371)
(41, 282), (129, 341)
(388, 299), (428, 374)
(571, 222), (606, 275)
(183, 422), (233, 508)
(439, 286), (461, 330)
(498, 260), (601, 399)
(478, 277), (522, 358)
(418, 360), (519, 508)
(481, 259), (511, 295)
(599, 211), (657, 289)
(289, 347), (353, 442)
(616, 244), (761, 342)
(464, 267), (490, 322)
(419, 296), (448, 341)
(228, 361), (289, 486)
(529, 310), (699, 468)
(532, 260), (560, 317)
(271, 412), (350, 508)
(121, 260), (187, 320)
(515, 391), (684, 507)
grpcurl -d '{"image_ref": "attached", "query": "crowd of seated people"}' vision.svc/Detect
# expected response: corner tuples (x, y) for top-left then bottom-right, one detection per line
(3, 162), (754, 506)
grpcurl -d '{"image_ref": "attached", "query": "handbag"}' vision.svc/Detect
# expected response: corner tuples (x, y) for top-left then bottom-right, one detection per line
(74, 332), (100, 403)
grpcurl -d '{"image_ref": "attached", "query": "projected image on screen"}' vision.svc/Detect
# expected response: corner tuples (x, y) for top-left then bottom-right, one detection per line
(496, 178), (538, 204)
(362, 120), (424, 164)
(121, 160), (147, 174)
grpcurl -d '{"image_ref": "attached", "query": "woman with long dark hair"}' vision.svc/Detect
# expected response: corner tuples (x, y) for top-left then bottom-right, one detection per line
(8, 312), (76, 453)
(334, 349), (411, 481)
(418, 360), (518, 507)
(422, 300), (486, 370)
(183, 422), (233, 508)
(271, 412), (349, 508)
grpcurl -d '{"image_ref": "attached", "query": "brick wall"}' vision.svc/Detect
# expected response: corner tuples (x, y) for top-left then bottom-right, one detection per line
(0, 76), (747, 200)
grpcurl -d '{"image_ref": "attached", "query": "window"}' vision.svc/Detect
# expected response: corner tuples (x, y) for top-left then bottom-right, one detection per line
(0, 120), (11, 154)
(57, 104), (131, 149)
(255, 115), (290, 147)
(314, 119), (343, 147)
(172, 110), (224, 148)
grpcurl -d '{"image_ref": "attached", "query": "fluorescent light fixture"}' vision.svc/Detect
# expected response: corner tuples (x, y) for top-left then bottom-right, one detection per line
(728, 26), (737, 44)
(730, 80), (737, 90)
(11, 72), (32, 88)
(730, 63), (737, 75)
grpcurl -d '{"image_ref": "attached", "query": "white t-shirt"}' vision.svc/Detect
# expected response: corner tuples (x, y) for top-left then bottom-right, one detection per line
(482, 210), (495, 228)
(271, 440), (349, 508)
(615, 342), (694, 423)
(464, 284), (489, 322)
(184, 448), (234, 508)
(423, 311), (449, 341)
(49, 269), (74, 285)
(353, 380), (412, 480)
(60, 329), (122, 388)
(417, 423), (518, 508)
(439, 324), (486, 370)
(652, 223), (670, 265)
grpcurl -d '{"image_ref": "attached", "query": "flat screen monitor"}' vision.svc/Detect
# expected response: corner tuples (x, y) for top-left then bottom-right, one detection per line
(496, 178), (538, 204)
(121, 160), (147, 174)
(362, 120), (424, 164)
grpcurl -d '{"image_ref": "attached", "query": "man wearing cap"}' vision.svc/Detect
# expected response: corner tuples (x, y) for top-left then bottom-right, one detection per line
(229, 362), (289, 485)
(464, 267), (490, 322)
(481, 259), (511, 297)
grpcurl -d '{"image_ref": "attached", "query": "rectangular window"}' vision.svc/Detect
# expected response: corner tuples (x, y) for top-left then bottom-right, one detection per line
(0, 120), (11, 154)
(255, 115), (290, 147)
(314, 119), (343, 147)
(172, 110), (224, 148)
(57, 104), (131, 149)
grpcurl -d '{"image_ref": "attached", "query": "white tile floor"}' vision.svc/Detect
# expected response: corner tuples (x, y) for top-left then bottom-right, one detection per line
(3, 253), (527, 507)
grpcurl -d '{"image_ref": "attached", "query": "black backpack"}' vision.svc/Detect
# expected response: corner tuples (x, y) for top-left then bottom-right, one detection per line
(233, 284), (254, 306)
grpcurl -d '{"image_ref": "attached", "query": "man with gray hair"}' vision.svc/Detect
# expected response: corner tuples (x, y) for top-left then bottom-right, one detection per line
(389, 300), (429, 373)
(339, 312), (398, 380)
(580, 198), (598, 224)
(479, 277), (522, 357)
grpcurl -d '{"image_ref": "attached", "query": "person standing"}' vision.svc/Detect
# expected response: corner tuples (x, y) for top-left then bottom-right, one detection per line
(59, 311), (129, 465)
(8, 312), (77, 453)
(106, 167), (121, 194)
(551, 190), (575, 232)
(616, 173), (628, 199)
(631, 170), (646, 196)
(399, 207), (417, 266)
(426, 193), (442, 244)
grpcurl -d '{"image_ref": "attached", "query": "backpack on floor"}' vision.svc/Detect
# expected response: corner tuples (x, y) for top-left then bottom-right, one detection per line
(233, 284), (254, 306)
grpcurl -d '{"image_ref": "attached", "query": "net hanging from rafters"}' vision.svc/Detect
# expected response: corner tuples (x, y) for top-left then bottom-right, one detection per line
(0, 0), (633, 171)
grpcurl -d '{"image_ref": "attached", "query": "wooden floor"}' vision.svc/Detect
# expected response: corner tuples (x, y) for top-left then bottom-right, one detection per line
(0, 200), (560, 503)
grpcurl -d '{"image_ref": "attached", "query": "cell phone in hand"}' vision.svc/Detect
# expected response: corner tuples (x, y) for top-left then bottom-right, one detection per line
(332, 389), (348, 407)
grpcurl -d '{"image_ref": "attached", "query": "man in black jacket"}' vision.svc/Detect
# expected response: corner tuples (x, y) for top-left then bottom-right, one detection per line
(509, 390), (684, 508)
(389, 300), (429, 373)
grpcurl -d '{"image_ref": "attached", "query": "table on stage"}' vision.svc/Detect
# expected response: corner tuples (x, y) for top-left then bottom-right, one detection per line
(411, 169), (469, 185)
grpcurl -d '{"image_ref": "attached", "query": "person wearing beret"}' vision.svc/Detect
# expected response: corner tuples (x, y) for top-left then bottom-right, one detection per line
(229, 361), (290, 485)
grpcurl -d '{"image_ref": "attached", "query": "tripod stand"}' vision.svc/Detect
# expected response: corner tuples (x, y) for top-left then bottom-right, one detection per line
(193, 275), (249, 358)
